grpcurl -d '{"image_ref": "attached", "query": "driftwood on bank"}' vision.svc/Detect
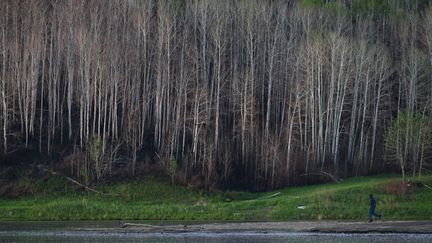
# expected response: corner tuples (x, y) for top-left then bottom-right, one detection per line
(121, 223), (204, 232)
(263, 192), (281, 199)
(43, 169), (119, 196)
(300, 171), (341, 183)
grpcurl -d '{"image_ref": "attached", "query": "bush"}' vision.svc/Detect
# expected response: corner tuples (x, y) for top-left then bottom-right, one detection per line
(89, 136), (107, 181)
(385, 110), (432, 180)
(169, 156), (177, 184)
(382, 180), (408, 196)
(89, 136), (105, 162)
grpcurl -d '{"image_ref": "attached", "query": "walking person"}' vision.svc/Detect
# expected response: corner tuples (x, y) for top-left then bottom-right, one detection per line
(369, 194), (382, 222)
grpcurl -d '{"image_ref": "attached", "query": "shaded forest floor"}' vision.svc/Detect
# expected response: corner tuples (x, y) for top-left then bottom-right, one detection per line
(0, 174), (432, 221)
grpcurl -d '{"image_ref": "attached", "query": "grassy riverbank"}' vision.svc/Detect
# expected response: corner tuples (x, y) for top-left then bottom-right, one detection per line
(1, 174), (431, 221)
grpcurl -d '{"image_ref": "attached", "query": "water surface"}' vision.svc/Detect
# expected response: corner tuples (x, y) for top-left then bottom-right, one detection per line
(1, 221), (431, 243)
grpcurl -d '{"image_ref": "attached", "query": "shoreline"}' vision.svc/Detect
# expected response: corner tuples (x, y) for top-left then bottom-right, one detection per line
(1, 221), (432, 234)
(119, 221), (432, 234)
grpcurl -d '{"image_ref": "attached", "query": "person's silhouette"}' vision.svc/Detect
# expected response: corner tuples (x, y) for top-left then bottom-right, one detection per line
(369, 194), (382, 222)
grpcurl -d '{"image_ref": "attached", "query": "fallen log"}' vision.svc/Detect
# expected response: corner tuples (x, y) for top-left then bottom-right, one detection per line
(121, 223), (204, 232)
(43, 169), (119, 196)
(300, 171), (341, 182)
(263, 192), (281, 199)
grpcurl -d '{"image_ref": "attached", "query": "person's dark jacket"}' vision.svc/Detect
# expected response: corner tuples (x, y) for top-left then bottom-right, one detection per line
(370, 195), (376, 209)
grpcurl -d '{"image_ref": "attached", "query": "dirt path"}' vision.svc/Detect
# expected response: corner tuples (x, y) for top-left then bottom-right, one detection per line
(120, 221), (432, 234)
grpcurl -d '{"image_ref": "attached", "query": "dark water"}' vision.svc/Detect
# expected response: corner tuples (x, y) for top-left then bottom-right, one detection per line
(1, 222), (431, 243)
(2, 231), (432, 243)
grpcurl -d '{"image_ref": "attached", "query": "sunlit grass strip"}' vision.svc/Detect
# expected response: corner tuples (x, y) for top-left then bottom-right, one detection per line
(1, 174), (431, 221)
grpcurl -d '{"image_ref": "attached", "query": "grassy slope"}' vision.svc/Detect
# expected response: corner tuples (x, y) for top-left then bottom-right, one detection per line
(0, 174), (431, 221)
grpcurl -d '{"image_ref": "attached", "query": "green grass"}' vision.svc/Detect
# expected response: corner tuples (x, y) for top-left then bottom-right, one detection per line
(1, 174), (432, 221)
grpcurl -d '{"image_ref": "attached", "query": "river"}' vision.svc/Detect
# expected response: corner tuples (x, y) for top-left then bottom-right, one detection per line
(1, 221), (432, 243)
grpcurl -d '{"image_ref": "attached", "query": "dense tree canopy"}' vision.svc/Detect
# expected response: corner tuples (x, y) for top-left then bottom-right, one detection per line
(0, 0), (431, 190)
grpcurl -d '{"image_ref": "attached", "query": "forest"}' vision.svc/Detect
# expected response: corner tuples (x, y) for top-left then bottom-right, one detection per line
(0, 0), (431, 191)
